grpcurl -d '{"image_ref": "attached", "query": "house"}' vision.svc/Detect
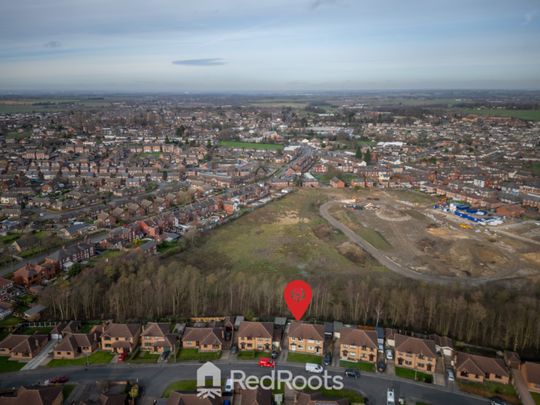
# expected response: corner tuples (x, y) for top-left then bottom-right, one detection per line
(237, 321), (274, 352)
(520, 362), (540, 394)
(50, 320), (81, 340)
(431, 335), (454, 358)
(455, 352), (510, 385)
(330, 177), (345, 188)
(101, 323), (141, 354)
(296, 392), (349, 405)
(339, 327), (378, 364)
(23, 305), (47, 321)
(53, 330), (101, 359)
(13, 264), (56, 287)
(0, 385), (63, 405)
(182, 327), (224, 352)
(0, 277), (14, 302)
(395, 334), (437, 374)
(140, 322), (177, 353)
(0, 334), (49, 361)
(167, 392), (221, 405)
(235, 386), (272, 405)
(287, 322), (324, 356)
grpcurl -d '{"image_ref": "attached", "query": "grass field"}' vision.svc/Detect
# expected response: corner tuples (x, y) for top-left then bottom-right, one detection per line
(462, 108), (540, 121)
(339, 360), (376, 372)
(219, 140), (283, 151)
(0, 356), (24, 373)
(457, 380), (519, 404)
(174, 348), (221, 362)
(47, 351), (114, 367)
(304, 388), (365, 404)
(287, 352), (323, 364)
(531, 392), (540, 405)
(167, 189), (385, 278)
(127, 349), (160, 364)
(395, 367), (433, 383)
(163, 380), (198, 397)
(237, 350), (271, 360)
(330, 208), (392, 251)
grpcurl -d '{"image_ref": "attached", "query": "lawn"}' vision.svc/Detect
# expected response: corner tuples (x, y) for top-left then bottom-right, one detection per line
(287, 352), (322, 364)
(18, 326), (53, 335)
(339, 360), (376, 372)
(162, 380), (198, 397)
(175, 348), (221, 362)
(0, 233), (20, 245)
(0, 316), (21, 328)
(531, 392), (540, 405)
(395, 367), (433, 383)
(0, 356), (24, 373)
(390, 190), (437, 205)
(219, 140), (283, 151)
(305, 388), (365, 404)
(127, 349), (160, 364)
(237, 350), (271, 360)
(457, 380), (519, 404)
(47, 351), (114, 367)
(62, 384), (76, 398)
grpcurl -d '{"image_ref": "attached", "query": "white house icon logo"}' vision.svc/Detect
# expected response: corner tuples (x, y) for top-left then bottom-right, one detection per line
(196, 361), (222, 398)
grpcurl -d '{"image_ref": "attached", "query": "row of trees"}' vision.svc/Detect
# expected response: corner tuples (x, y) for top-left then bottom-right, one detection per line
(40, 253), (540, 355)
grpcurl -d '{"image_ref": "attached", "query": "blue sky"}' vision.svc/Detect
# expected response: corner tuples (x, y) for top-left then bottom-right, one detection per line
(1, 0), (539, 92)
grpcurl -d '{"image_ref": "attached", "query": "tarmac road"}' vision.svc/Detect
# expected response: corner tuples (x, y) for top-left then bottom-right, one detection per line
(0, 360), (489, 405)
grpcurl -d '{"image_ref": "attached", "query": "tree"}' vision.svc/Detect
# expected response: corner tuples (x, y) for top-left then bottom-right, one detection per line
(355, 146), (363, 160)
(364, 148), (372, 165)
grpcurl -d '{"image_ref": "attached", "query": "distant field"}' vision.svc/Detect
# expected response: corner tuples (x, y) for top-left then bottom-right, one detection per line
(0, 98), (114, 114)
(462, 108), (540, 121)
(219, 140), (283, 150)
(248, 99), (309, 108)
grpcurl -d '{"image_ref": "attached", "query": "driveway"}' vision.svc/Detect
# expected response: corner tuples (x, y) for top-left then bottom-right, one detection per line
(21, 339), (56, 371)
(512, 368), (535, 405)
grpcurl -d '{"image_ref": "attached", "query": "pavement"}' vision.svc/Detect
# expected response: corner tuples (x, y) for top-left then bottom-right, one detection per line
(511, 368), (535, 405)
(0, 359), (491, 405)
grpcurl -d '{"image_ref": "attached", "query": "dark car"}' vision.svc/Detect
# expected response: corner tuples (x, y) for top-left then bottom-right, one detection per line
(345, 369), (361, 378)
(489, 397), (507, 405)
(230, 345), (238, 354)
(50, 376), (69, 384)
(323, 352), (332, 366)
(271, 350), (279, 359)
(377, 360), (386, 372)
(224, 330), (232, 341)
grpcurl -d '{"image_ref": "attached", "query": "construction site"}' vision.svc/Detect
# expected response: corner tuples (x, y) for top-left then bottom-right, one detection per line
(327, 190), (540, 281)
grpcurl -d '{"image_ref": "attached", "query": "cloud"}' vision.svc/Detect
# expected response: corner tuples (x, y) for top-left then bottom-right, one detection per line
(309, 0), (342, 10)
(523, 10), (538, 25)
(172, 58), (225, 66)
(44, 40), (62, 48)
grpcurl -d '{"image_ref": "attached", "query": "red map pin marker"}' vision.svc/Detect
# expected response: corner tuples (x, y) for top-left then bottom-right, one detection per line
(284, 280), (313, 321)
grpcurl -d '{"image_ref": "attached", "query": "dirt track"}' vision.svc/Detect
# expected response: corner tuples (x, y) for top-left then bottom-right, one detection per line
(320, 200), (529, 285)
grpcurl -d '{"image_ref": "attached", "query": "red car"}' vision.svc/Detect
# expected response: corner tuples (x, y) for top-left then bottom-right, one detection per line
(258, 358), (275, 368)
(118, 352), (127, 362)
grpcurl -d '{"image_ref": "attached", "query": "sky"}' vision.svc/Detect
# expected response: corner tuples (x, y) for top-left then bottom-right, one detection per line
(1, 0), (540, 93)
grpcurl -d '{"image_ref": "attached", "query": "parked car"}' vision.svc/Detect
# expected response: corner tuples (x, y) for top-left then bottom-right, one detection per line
(305, 363), (324, 374)
(447, 369), (455, 382)
(271, 350), (279, 359)
(323, 352), (332, 366)
(345, 369), (361, 378)
(387, 388), (395, 405)
(224, 330), (232, 341)
(50, 376), (69, 384)
(385, 349), (393, 360)
(230, 345), (238, 354)
(118, 352), (127, 362)
(489, 396), (507, 405)
(258, 358), (275, 368)
(377, 360), (387, 372)
(224, 379), (233, 396)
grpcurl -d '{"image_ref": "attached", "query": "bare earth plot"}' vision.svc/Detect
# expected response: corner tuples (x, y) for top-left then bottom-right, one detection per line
(322, 190), (540, 284)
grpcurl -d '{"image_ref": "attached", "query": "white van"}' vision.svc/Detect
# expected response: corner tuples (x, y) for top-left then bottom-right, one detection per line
(387, 388), (395, 405)
(305, 363), (324, 374)
(224, 378), (233, 395)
